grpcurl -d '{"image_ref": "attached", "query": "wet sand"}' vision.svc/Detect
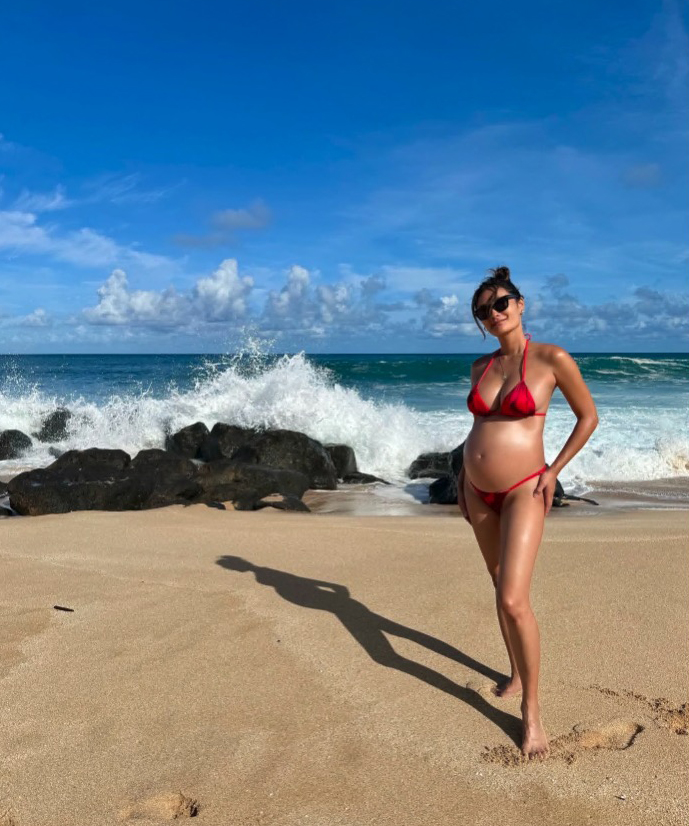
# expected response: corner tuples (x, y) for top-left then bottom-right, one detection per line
(0, 506), (687, 825)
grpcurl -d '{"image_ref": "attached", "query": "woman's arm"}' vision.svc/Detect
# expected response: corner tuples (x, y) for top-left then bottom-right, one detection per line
(533, 347), (598, 512)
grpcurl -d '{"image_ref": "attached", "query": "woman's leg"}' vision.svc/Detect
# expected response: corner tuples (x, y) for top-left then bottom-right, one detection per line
(497, 485), (549, 758)
(463, 478), (521, 695)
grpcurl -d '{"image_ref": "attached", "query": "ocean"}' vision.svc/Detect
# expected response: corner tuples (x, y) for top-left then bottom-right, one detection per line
(1, 349), (687, 503)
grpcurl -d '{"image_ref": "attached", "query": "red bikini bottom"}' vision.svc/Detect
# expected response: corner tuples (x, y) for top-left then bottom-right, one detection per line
(468, 465), (548, 515)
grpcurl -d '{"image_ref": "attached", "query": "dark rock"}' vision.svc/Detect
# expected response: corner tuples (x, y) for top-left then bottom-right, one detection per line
(228, 445), (260, 464)
(6, 439), (313, 516)
(130, 449), (203, 509)
(232, 497), (263, 511)
(199, 423), (253, 462)
(408, 443), (464, 493)
(250, 430), (338, 490)
(131, 448), (197, 477)
(35, 409), (72, 442)
(201, 424), (338, 490)
(9, 465), (149, 516)
(7, 448), (201, 516)
(196, 460), (310, 503)
(408, 451), (451, 479)
(552, 479), (566, 507)
(48, 447), (64, 459)
(325, 444), (358, 478)
(165, 421), (210, 459)
(342, 472), (390, 485)
(49, 448), (131, 474)
(428, 475), (459, 505)
(0, 430), (33, 460)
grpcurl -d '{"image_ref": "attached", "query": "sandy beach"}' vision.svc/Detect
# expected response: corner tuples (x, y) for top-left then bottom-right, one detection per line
(1, 505), (687, 826)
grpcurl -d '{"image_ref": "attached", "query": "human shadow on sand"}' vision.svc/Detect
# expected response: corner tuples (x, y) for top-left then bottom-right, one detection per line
(216, 555), (521, 746)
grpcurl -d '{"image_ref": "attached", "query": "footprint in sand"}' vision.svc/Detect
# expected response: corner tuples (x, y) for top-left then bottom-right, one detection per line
(589, 684), (689, 735)
(120, 792), (199, 820)
(482, 719), (643, 766)
(465, 678), (518, 699)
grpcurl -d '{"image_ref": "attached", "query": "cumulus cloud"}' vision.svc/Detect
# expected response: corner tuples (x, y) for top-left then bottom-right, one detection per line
(414, 290), (477, 337)
(82, 269), (188, 328)
(527, 278), (689, 340)
(20, 308), (51, 327)
(193, 259), (254, 322)
(175, 199), (271, 248)
(259, 265), (404, 339)
(32, 256), (689, 348)
(82, 259), (254, 330)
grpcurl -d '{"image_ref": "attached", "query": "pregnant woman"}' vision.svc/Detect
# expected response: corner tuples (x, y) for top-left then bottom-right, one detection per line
(458, 266), (598, 759)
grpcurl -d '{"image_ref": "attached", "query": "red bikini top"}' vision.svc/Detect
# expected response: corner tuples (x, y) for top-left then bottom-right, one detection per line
(467, 335), (546, 418)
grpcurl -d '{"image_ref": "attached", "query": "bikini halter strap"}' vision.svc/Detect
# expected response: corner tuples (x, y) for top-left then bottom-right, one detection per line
(522, 333), (531, 381)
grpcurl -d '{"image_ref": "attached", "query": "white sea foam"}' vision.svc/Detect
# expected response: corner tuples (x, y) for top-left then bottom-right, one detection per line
(1, 351), (687, 488)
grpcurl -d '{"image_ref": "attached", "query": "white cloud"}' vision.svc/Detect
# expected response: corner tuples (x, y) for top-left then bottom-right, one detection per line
(264, 265), (312, 321)
(260, 264), (407, 339)
(82, 269), (188, 328)
(0, 209), (174, 270)
(13, 186), (72, 212)
(20, 308), (51, 327)
(526, 278), (689, 340)
(193, 259), (254, 322)
(84, 172), (179, 206)
(82, 259), (254, 329)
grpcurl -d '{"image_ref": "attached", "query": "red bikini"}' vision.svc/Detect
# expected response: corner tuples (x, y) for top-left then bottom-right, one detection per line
(467, 334), (545, 419)
(465, 335), (547, 514)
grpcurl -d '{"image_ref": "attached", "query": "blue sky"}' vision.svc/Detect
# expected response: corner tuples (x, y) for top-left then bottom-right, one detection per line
(0, 0), (687, 353)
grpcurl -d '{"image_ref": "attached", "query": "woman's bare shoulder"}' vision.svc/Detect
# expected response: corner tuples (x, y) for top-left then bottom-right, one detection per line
(530, 340), (572, 365)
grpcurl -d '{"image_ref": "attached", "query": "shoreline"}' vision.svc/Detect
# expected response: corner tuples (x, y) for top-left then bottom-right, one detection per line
(304, 476), (689, 517)
(3, 471), (689, 519)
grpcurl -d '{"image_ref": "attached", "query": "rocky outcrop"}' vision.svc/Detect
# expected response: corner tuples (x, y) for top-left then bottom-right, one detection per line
(183, 423), (338, 490)
(325, 444), (358, 478)
(196, 459), (310, 503)
(34, 409), (72, 442)
(7, 445), (313, 516)
(0, 429), (33, 460)
(164, 421), (209, 459)
(408, 452), (452, 479)
(197, 423), (253, 462)
(8, 449), (152, 515)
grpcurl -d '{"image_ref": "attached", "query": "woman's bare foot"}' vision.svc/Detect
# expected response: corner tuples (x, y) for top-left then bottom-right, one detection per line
(493, 675), (522, 698)
(521, 704), (549, 759)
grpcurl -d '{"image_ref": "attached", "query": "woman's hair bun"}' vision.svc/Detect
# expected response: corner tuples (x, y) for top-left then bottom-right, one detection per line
(490, 265), (511, 281)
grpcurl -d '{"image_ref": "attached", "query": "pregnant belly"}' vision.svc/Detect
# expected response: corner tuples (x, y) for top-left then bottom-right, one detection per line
(463, 418), (546, 491)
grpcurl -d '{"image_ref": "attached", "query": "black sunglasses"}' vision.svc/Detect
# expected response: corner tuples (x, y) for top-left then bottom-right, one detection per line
(475, 294), (519, 321)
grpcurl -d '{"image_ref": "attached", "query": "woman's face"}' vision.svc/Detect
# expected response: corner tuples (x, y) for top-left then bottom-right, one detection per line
(476, 286), (525, 337)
